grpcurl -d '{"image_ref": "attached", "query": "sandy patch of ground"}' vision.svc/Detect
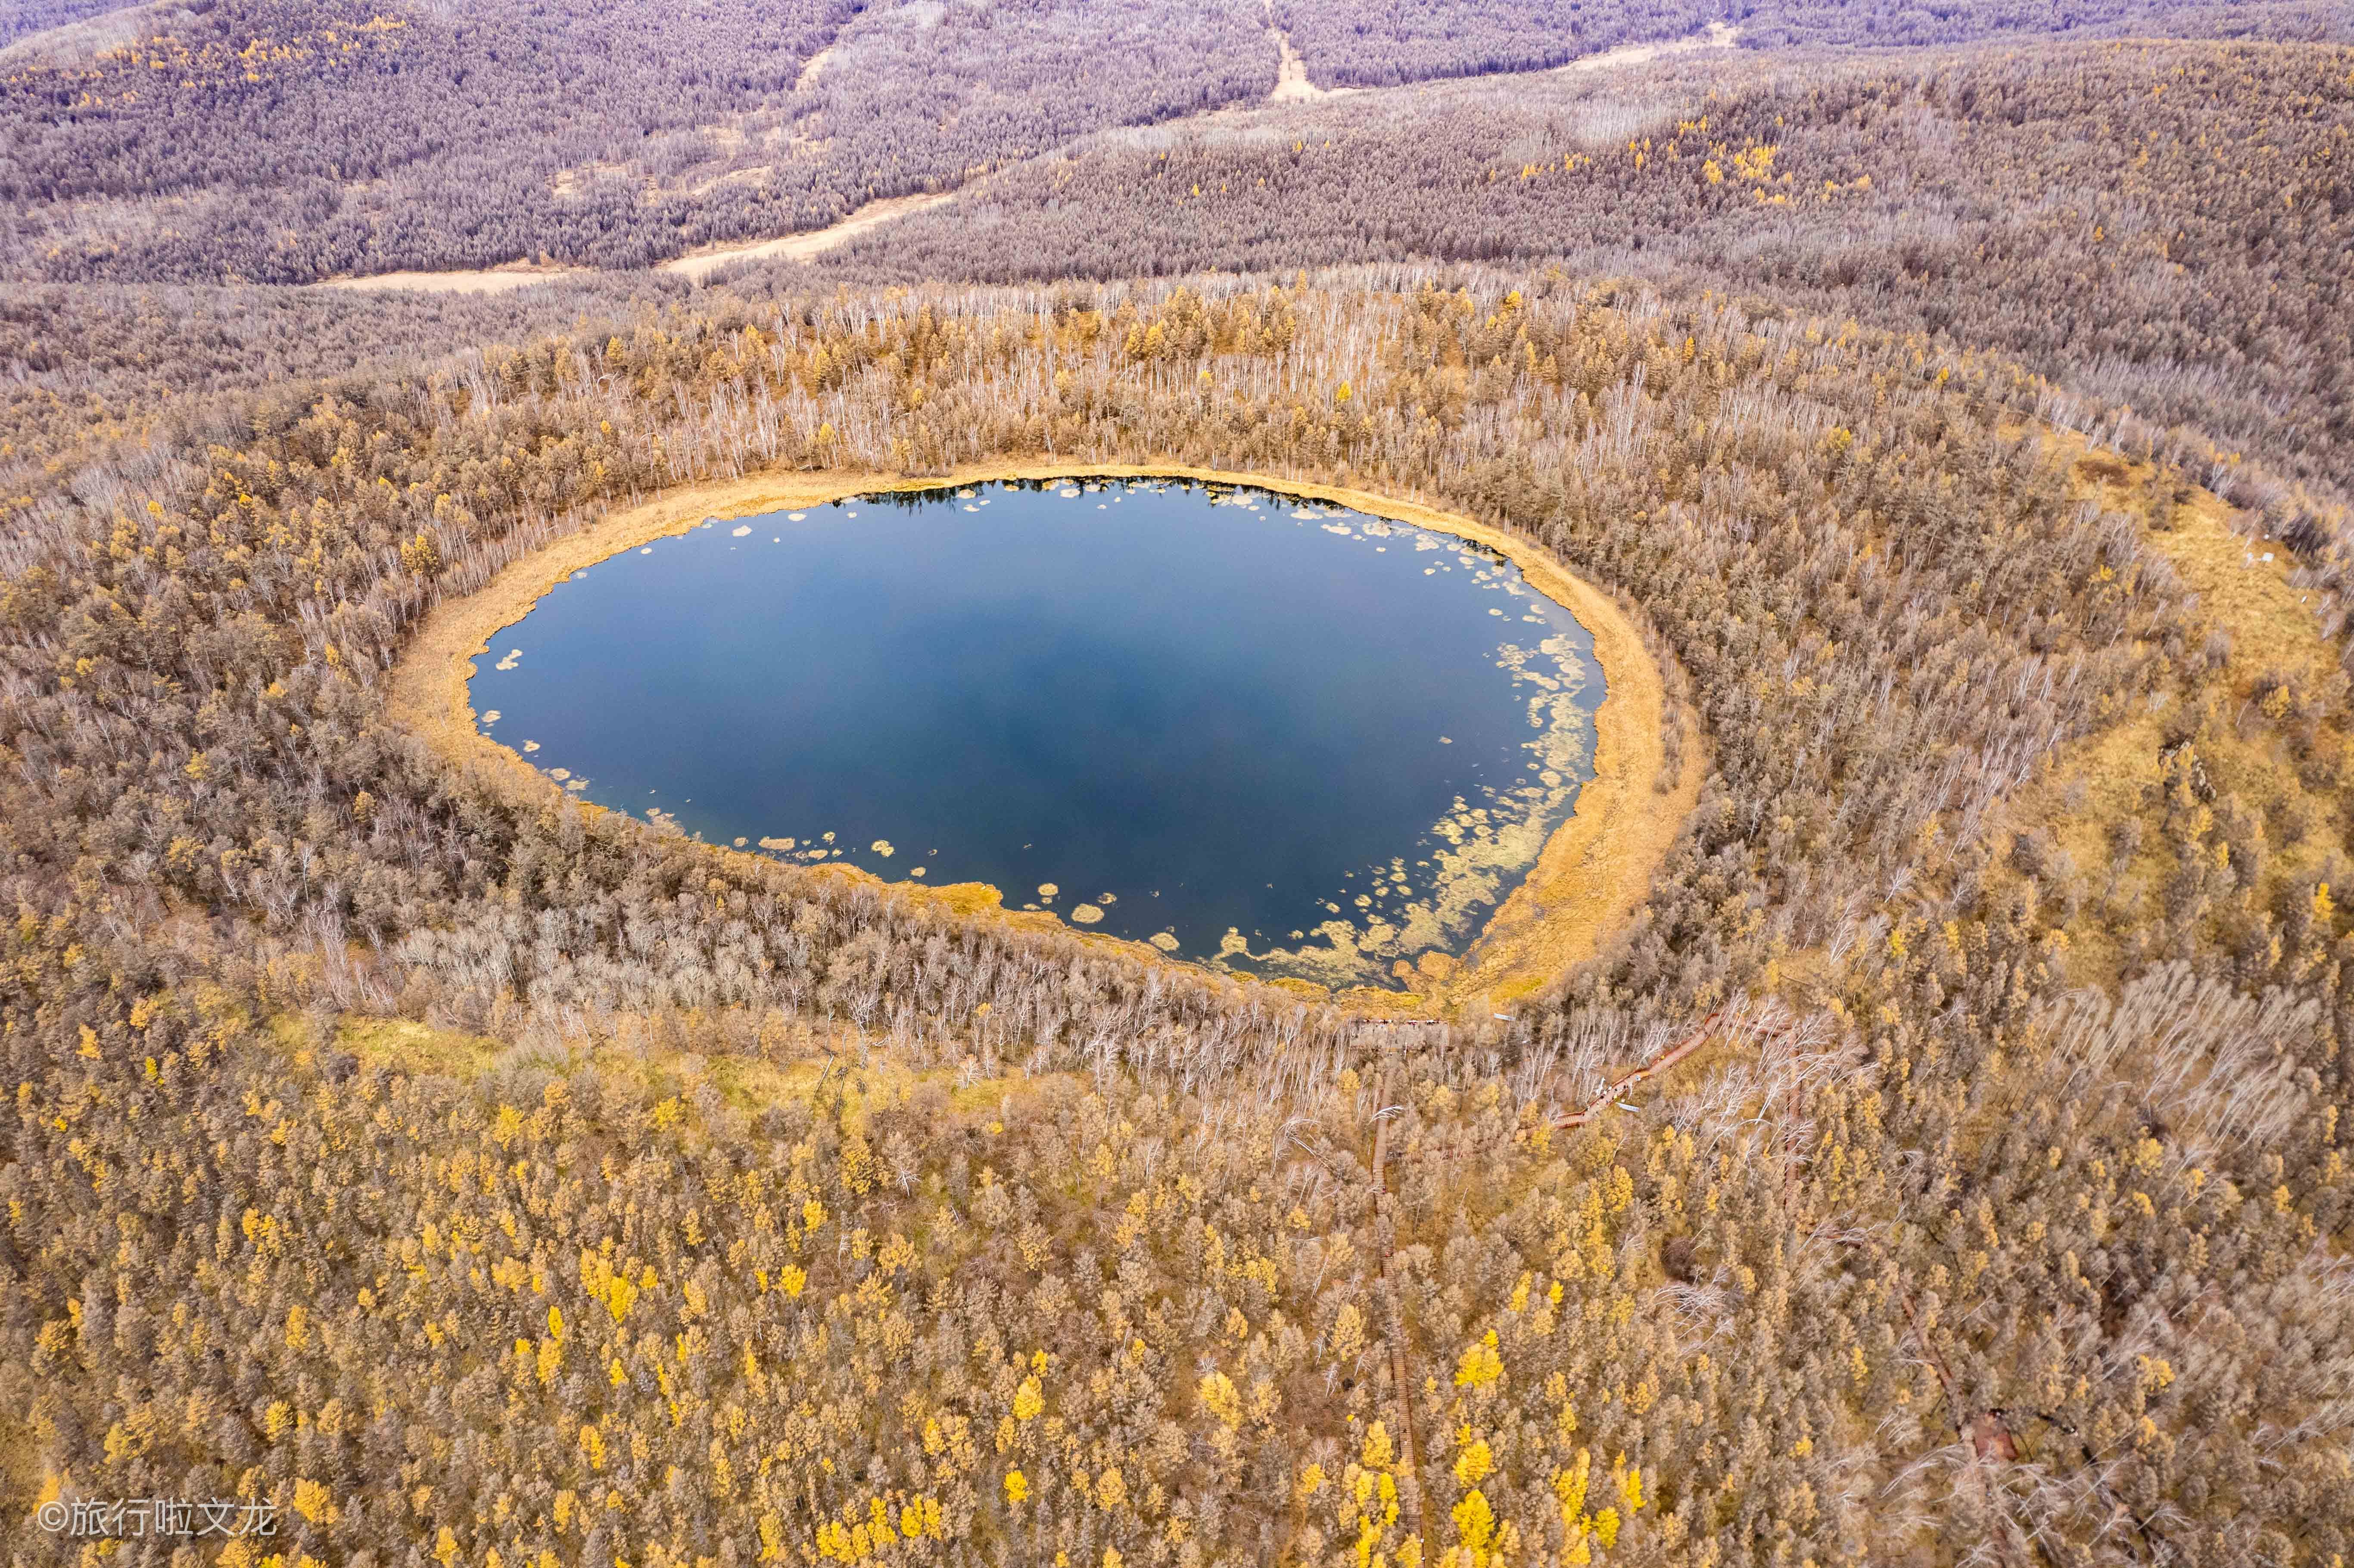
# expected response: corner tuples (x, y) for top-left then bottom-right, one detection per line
(316, 264), (593, 295)
(657, 192), (954, 281)
(1555, 20), (1738, 72)
(1267, 27), (1355, 102)
(393, 461), (1691, 1019)
(689, 164), (775, 197)
(315, 192), (943, 293)
(794, 43), (837, 93)
(551, 159), (633, 199)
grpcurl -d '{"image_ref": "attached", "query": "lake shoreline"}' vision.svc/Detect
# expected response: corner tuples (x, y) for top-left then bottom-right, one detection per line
(389, 462), (1691, 1014)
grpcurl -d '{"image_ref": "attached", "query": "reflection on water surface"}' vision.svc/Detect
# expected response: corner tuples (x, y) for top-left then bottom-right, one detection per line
(473, 478), (1602, 985)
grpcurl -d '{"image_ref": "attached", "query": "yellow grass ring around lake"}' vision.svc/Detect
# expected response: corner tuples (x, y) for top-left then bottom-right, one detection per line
(388, 462), (1699, 1016)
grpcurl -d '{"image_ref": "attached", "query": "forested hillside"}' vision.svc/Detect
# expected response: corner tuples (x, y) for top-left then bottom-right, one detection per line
(1266, 0), (2344, 86)
(4, 0), (2343, 285)
(1725, 0), (2348, 50)
(0, 0), (139, 50)
(0, 0), (1276, 283)
(3, 257), (2350, 1565)
(834, 38), (2354, 508)
(3, 6), (2353, 1567)
(0, 273), (685, 501)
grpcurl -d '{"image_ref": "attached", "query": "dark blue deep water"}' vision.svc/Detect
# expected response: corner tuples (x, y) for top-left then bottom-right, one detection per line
(471, 478), (1601, 985)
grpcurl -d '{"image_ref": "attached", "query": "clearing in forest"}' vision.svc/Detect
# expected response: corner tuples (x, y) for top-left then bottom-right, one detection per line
(657, 192), (957, 281)
(1554, 20), (1740, 73)
(317, 263), (593, 295)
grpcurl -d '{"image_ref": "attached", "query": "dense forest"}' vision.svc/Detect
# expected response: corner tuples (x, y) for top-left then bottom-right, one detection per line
(1723, 0), (2350, 51)
(0, 0), (1279, 283)
(2, 257), (2350, 1562)
(3, 5), (2353, 1565)
(4, 0), (2345, 284)
(1265, 0), (1716, 87)
(832, 38), (2354, 511)
(0, 272), (688, 500)
(1266, 0), (2347, 87)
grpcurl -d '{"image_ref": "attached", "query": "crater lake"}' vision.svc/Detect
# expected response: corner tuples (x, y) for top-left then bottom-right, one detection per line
(469, 478), (1603, 986)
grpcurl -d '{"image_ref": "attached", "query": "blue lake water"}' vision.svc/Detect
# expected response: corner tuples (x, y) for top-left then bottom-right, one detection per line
(470, 477), (1601, 986)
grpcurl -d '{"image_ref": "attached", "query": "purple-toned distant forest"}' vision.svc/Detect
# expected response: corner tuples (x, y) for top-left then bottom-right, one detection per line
(1, 0), (2340, 283)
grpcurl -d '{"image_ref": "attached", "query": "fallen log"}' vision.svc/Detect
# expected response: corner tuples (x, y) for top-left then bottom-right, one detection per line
(1548, 1006), (1779, 1129)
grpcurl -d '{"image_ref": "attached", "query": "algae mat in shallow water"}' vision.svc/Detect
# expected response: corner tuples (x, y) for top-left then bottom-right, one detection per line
(470, 477), (1602, 986)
